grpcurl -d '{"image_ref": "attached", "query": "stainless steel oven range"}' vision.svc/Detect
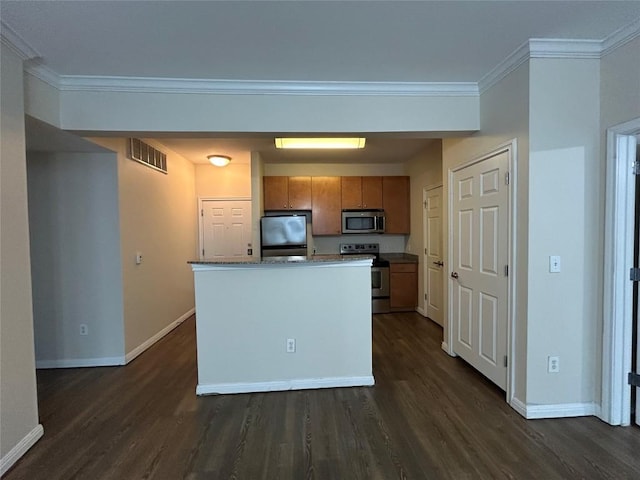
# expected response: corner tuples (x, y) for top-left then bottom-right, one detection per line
(340, 243), (390, 314)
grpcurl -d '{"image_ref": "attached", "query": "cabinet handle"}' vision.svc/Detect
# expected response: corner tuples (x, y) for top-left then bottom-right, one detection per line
(283, 204), (287, 208)
(433, 261), (444, 266)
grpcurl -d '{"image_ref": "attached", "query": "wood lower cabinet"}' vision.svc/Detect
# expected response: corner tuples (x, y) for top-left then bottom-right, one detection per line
(383, 176), (410, 234)
(263, 176), (311, 210)
(341, 176), (383, 209)
(389, 262), (417, 311)
(311, 176), (341, 235)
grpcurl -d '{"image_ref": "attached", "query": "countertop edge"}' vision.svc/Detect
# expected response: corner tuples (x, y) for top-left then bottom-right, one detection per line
(189, 254), (374, 269)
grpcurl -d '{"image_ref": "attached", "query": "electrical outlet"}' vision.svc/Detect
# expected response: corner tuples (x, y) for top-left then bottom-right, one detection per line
(549, 255), (561, 273)
(548, 355), (560, 373)
(286, 338), (296, 353)
(80, 324), (89, 336)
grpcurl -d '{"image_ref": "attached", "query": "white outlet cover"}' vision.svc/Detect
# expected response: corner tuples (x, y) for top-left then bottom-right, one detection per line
(549, 255), (561, 273)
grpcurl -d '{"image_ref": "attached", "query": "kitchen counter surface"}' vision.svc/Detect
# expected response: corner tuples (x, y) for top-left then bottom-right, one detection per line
(380, 252), (419, 263)
(189, 254), (374, 266)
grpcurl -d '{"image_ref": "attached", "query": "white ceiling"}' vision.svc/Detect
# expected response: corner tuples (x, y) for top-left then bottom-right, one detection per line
(5, 1), (640, 164)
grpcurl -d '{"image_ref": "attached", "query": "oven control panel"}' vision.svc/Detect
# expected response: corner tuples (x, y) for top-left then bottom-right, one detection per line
(339, 243), (380, 255)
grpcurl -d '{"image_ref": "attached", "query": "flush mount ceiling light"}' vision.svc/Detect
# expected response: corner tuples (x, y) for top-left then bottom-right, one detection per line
(274, 137), (366, 149)
(207, 154), (231, 167)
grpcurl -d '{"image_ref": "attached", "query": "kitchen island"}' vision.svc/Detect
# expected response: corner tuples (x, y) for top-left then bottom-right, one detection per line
(189, 255), (374, 395)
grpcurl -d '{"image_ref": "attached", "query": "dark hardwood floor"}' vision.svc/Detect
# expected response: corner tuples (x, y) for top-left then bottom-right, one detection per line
(6, 313), (640, 479)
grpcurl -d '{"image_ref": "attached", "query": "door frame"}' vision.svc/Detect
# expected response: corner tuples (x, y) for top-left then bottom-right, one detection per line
(422, 183), (443, 323)
(445, 139), (518, 402)
(198, 197), (252, 260)
(601, 117), (640, 426)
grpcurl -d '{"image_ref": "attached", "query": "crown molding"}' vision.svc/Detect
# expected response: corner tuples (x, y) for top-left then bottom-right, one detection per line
(478, 32), (626, 94)
(0, 21), (40, 60)
(478, 40), (530, 94)
(24, 73), (479, 97)
(601, 17), (640, 56)
(25, 64), (59, 88)
(528, 38), (602, 58)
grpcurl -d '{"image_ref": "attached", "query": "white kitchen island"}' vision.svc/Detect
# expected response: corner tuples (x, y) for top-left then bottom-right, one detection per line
(189, 255), (374, 395)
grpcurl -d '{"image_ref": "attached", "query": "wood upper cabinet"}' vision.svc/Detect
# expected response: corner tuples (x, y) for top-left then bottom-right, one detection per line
(264, 175), (409, 234)
(382, 176), (410, 234)
(263, 176), (311, 210)
(389, 262), (418, 311)
(341, 176), (383, 209)
(311, 177), (341, 235)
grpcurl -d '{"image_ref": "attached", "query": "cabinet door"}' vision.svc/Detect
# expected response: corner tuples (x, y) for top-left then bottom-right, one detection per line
(390, 263), (417, 309)
(263, 176), (289, 210)
(312, 177), (341, 235)
(362, 176), (383, 209)
(288, 176), (312, 210)
(341, 177), (363, 209)
(383, 176), (410, 234)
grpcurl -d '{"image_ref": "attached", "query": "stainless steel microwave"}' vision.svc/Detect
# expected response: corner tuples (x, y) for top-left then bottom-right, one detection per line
(341, 209), (385, 234)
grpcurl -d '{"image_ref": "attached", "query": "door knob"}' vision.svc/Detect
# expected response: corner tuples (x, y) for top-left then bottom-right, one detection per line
(451, 272), (459, 279)
(433, 261), (444, 266)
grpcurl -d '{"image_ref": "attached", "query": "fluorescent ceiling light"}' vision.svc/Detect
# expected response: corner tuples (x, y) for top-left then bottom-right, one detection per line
(275, 137), (366, 149)
(207, 154), (231, 167)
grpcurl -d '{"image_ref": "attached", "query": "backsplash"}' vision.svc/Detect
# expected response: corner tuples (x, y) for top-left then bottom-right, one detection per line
(311, 235), (407, 255)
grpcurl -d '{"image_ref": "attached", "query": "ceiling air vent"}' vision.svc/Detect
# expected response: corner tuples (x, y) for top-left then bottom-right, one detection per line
(127, 138), (167, 174)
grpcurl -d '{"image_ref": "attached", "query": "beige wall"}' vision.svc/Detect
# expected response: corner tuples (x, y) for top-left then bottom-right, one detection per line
(56, 89), (479, 134)
(443, 61), (530, 403)
(0, 44), (42, 470)
(90, 138), (197, 354)
(27, 151), (126, 366)
(443, 56), (603, 410)
(600, 36), (640, 132)
(527, 58), (601, 405)
(195, 163), (252, 199)
(250, 152), (265, 257)
(405, 140), (443, 313)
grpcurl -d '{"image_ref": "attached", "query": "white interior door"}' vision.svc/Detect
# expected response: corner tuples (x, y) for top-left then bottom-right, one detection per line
(451, 151), (509, 390)
(201, 199), (252, 259)
(424, 186), (444, 326)
(634, 144), (639, 427)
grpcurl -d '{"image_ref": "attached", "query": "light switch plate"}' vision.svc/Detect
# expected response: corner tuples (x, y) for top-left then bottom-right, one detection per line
(549, 255), (561, 273)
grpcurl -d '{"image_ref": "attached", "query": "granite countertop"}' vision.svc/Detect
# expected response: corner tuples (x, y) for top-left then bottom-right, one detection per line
(380, 252), (419, 264)
(189, 254), (374, 266)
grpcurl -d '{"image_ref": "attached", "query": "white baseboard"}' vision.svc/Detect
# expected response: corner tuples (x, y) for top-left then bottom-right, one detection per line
(415, 306), (426, 317)
(441, 341), (457, 357)
(35, 308), (195, 369)
(36, 356), (125, 369)
(510, 397), (599, 419)
(0, 424), (44, 476)
(125, 307), (195, 364)
(510, 397), (528, 417)
(196, 375), (375, 396)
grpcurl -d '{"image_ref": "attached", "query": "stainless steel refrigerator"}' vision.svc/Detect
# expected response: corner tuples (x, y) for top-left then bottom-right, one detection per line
(260, 215), (308, 257)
